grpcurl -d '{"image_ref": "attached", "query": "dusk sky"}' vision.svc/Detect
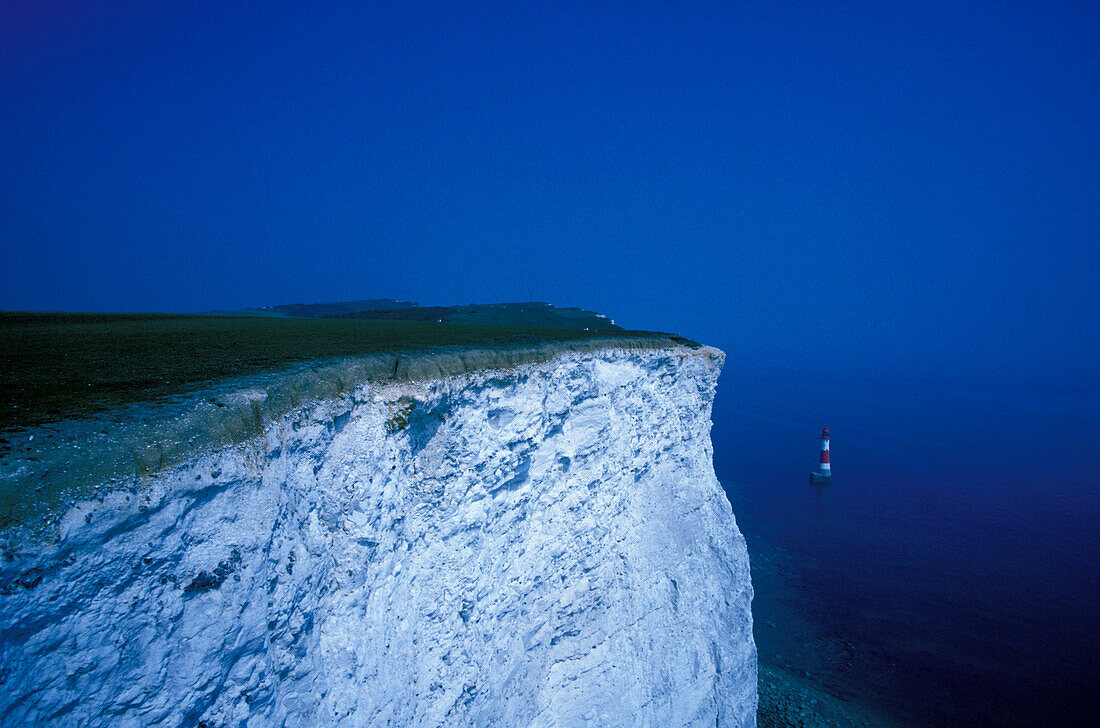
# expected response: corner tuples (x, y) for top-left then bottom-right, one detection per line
(2, 0), (1097, 381)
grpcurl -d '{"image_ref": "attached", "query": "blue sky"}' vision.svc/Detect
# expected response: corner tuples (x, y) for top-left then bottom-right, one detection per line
(2, 0), (1097, 381)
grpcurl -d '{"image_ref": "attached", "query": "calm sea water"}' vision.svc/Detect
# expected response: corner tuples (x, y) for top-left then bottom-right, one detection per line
(711, 364), (1099, 727)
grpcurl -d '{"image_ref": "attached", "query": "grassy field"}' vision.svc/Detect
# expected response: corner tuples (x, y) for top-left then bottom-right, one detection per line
(0, 312), (667, 430)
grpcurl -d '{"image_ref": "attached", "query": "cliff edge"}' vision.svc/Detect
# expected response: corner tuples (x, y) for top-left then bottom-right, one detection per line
(0, 341), (757, 726)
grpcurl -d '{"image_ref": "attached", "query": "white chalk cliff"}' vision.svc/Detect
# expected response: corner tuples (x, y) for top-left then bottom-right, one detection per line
(0, 341), (756, 727)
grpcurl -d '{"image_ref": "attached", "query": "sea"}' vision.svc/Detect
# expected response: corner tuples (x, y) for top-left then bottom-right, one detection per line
(710, 363), (1099, 727)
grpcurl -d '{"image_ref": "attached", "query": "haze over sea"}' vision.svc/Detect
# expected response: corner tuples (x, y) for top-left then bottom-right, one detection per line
(711, 359), (1098, 727)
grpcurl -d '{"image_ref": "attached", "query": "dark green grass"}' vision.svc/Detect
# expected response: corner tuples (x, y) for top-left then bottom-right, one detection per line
(0, 312), (662, 430)
(332, 302), (623, 331)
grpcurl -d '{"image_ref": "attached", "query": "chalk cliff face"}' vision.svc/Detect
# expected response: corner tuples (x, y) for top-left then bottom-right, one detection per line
(0, 344), (756, 727)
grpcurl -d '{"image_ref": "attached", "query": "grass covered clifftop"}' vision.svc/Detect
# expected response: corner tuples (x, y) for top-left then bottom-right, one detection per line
(0, 312), (697, 432)
(0, 312), (707, 537)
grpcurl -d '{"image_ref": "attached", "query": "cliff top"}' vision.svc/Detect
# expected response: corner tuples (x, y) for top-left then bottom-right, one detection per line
(0, 311), (698, 432)
(0, 313), (713, 538)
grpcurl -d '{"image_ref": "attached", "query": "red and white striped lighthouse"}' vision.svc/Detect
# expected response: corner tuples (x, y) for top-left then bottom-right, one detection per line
(810, 427), (832, 483)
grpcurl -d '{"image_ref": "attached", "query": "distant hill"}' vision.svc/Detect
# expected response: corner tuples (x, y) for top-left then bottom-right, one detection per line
(332, 302), (621, 331)
(207, 299), (418, 318)
(211, 300), (622, 332)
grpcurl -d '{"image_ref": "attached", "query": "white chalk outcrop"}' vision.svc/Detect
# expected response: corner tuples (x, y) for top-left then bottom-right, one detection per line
(0, 342), (756, 727)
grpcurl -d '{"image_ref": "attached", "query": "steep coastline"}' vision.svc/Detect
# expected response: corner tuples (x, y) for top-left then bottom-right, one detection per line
(0, 341), (757, 726)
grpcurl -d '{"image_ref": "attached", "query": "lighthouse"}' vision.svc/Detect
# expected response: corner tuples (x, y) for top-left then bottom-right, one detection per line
(810, 427), (832, 484)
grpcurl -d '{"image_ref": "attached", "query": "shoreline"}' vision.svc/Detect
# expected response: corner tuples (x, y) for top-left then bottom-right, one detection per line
(759, 664), (903, 728)
(742, 520), (908, 728)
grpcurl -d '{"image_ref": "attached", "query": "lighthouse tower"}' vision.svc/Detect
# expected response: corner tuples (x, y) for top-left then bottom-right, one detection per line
(810, 427), (832, 484)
